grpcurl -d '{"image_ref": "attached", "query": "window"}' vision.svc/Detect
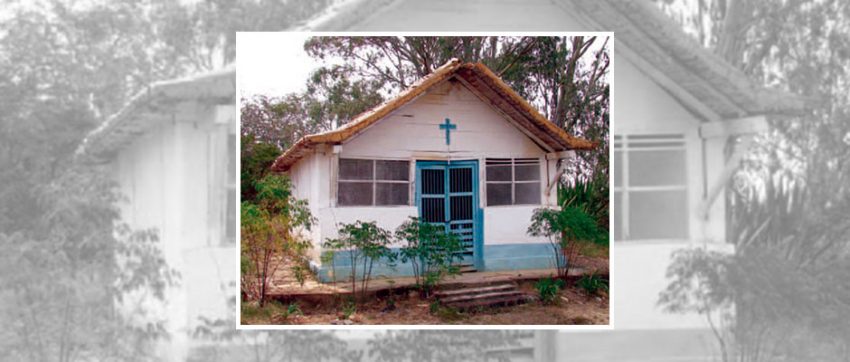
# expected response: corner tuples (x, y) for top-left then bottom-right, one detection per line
(485, 158), (541, 206)
(338, 159), (410, 206)
(210, 120), (237, 246)
(225, 133), (237, 244)
(614, 134), (689, 240)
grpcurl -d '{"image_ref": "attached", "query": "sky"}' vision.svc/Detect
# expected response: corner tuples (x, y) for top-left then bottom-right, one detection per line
(236, 32), (317, 100)
(236, 33), (611, 106)
(236, 33), (610, 148)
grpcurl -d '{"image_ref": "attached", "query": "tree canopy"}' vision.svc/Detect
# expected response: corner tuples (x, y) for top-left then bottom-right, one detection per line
(656, 0), (850, 360)
(0, 0), (331, 360)
(242, 36), (610, 182)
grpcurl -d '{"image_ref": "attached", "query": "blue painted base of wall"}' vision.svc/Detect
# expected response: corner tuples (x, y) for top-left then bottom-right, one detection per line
(310, 248), (417, 283)
(312, 243), (562, 283)
(481, 243), (560, 272)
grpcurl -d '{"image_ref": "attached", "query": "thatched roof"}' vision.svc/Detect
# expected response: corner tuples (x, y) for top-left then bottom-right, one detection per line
(565, 0), (806, 120)
(299, 0), (806, 121)
(75, 68), (235, 161)
(270, 59), (595, 172)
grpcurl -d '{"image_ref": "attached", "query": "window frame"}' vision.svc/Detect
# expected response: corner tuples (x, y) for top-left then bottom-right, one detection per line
(485, 158), (542, 207)
(337, 158), (411, 207)
(614, 134), (689, 241)
(224, 131), (237, 245)
(209, 120), (237, 246)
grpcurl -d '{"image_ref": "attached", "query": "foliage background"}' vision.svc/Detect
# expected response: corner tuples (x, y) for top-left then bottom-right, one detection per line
(1, 0), (846, 360)
(655, 0), (850, 360)
(240, 35), (611, 184)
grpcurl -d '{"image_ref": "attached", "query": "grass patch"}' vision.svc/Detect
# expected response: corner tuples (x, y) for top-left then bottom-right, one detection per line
(429, 300), (467, 322)
(576, 274), (609, 296)
(241, 300), (299, 324)
(434, 305), (466, 322)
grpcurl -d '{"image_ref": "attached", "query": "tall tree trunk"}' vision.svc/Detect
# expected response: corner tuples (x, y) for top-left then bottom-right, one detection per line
(716, 0), (755, 67)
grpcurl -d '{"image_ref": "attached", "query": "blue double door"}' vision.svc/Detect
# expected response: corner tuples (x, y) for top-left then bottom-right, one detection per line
(415, 160), (482, 269)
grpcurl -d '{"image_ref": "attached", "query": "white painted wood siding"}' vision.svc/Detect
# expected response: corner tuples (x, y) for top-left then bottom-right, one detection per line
(113, 115), (236, 361)
(341, 79), (546, 159)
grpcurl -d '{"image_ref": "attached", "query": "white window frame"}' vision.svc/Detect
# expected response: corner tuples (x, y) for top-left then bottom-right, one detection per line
(207, 121), (237, 246)
(224, 130), (237, 245)
(337, 158), (411, 207)
(614, 134), (689, 241)
(485, 158), (542, 206)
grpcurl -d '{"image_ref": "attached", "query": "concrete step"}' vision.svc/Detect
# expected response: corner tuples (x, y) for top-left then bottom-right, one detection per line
(453, 263), (476, 273)
(434, 280), (532, 310)
(449, 293), (533, 310)
(433, 283), (517, 298)
(440, 290), (524, 304)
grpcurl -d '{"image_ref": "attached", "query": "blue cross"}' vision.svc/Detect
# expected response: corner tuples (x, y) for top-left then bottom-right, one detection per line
(439, 118), (457, 145)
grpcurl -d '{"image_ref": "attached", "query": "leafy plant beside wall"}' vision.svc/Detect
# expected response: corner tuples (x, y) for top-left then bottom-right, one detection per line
(396, 217), (464, 297)
(559, 177), (609, 234)
(241, 174), (314, 307)
(323, 221), (396, 302)
(528, 206), (601, 279)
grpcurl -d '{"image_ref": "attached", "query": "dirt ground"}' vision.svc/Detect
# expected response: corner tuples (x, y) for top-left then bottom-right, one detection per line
(242, 247), (609, 325)
(242, 280), (608, 325)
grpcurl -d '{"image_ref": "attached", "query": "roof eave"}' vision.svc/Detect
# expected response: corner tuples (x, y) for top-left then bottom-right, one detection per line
(271, 60), (595, 171)
(75, 68), (236, 161)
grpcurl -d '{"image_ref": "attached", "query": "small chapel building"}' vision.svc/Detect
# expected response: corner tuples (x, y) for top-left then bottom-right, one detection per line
(270, 59), (596, 282)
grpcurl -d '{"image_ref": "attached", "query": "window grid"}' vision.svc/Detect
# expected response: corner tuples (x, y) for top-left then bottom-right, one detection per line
(485, 158), (541, 206)
(614, 134), (688, 241)
(338, 159), (411, 206)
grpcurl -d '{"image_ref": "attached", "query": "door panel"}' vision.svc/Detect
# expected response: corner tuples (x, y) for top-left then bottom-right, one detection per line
(416, 160), (480, 267)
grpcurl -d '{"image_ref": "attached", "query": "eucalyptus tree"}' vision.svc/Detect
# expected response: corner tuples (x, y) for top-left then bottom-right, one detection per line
(0, 0), (330, 359)
(656, 1), (850, 360)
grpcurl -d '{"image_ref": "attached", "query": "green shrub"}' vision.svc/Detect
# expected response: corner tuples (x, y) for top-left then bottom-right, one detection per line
(286, 302), (302, 316)
(559, 176), (609, 233)
(528, 207), (600, 278)
(341, 300), (357, 320)
(429, 300), (441, 314)
(396, 217), (464, 297)
(577, 274), (608, 296)
(323, 221), (396, 302)
(534, 277), (566, 304)
(241, 174), (314, 307)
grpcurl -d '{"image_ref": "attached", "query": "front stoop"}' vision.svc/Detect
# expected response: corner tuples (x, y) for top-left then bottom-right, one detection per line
(434, 282), (533, 310)
(456, 263), (477, 273)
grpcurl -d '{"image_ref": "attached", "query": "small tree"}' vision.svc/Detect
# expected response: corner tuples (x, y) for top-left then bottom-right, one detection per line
(241, 174), (314, 307)
(528, 206), (600, 279)
(240, 135), (281, 203)
(323, 221), (395, 302)
(396, 217), (464, 297)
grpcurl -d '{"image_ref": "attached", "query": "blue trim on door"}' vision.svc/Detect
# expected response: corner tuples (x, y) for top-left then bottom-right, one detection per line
(415, 160), (483, 270)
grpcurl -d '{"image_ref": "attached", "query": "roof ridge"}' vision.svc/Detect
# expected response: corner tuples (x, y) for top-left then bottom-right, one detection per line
(271, 59), (593, 172)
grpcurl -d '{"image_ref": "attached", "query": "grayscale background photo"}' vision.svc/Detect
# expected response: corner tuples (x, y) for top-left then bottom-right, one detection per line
(1, 0), (848, 361)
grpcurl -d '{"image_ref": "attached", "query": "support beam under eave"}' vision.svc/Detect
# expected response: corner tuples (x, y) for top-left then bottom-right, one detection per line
(699, 115), (768, 139)
(545, 150), (576, 201)
(698, 115), (767, 219)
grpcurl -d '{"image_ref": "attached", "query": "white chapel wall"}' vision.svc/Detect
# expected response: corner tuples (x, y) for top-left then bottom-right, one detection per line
(326, 79), (553, 247)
